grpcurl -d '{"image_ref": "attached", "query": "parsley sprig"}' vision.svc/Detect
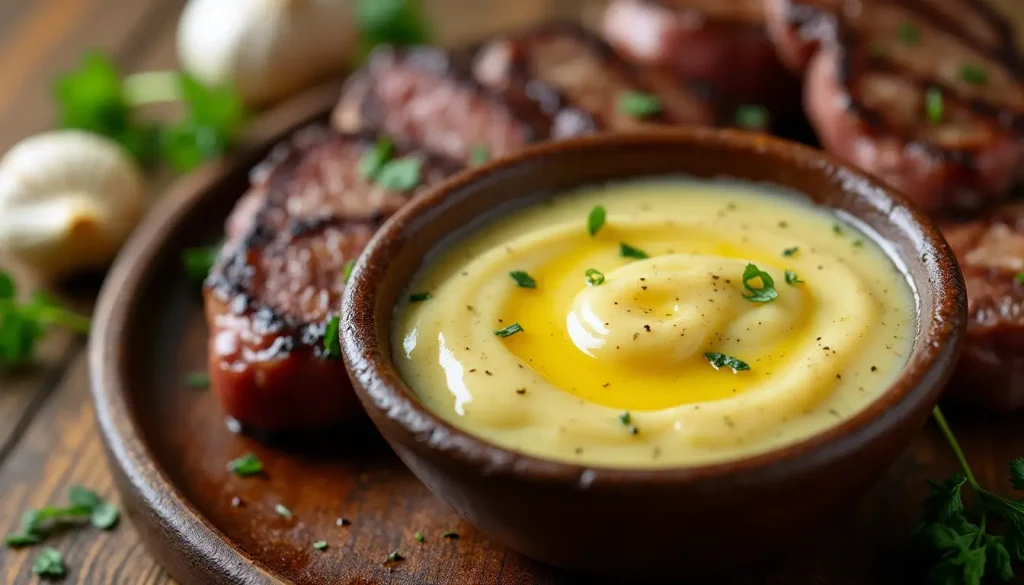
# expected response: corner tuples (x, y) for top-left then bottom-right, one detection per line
(0, 271), (90, 369)
(918, 406), (1024, 584)
(5, 486), (118, 548)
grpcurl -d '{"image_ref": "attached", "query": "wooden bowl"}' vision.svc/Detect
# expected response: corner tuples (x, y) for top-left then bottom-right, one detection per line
(341, 129), (968, 578)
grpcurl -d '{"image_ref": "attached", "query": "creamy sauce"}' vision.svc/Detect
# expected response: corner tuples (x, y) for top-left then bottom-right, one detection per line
(392, 180), (917, 467)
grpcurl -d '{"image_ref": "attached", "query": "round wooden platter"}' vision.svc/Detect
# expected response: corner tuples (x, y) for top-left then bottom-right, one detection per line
(87, 80), (1024, 585)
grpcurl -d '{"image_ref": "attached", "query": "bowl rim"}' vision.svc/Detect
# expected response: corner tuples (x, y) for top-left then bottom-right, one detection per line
(341, 128), (967, 488)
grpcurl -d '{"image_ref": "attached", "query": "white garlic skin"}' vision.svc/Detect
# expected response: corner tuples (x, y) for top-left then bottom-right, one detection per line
(177, 0), (357, 108)
(0, 130), (147, 280)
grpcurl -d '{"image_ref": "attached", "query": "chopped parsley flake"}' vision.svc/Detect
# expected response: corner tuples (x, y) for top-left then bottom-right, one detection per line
(741, 264), (778, 303)
(619, 242), (649, 259)
(585, 268), (605, 286)
(617, 91), (661, 118)
(509, 271), (536, 288)
(470, 144), (490, 166)
(494, 323), (524, 337)
(852, 239), (864, 248)
(313, 540), (328, 551)
(618, 412), (638, 434)
(387, 551), (404, 562)
(785, 269), (804, 285)
(926, 87), (944, 125)
(375, 156), (422, 192)
(227, 452), (263, 477)
(415, 532), (425, 543)
(323, 316), (341, 359)
(587, 205), (606, 236)
(735, 104), (769, 131)
(409, 292), (431, 302)
(782, 247), (799, 257)
(704, 352), (751, 373)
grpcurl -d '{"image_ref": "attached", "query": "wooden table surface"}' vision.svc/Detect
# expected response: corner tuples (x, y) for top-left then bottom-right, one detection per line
(0, 1), (1021, 584)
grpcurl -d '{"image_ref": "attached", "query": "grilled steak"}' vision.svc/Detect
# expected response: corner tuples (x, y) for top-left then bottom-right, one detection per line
(942, 202), (1024, 411)
(601, 0), (798, 120)
(332, 45), (552, 164)
(205, 126), (460, 431)
(471, 22), (717, 131)
(764, 0), (1024, 215)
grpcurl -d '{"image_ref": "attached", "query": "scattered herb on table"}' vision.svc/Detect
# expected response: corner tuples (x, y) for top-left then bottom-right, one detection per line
(415, 531), (425, 543)
(323, 316), (342, 359)
(387, 550), (404, 562)
(617, 91), (661, 118)
(70, 486), (120, 530)
(4, 486), (118, 548)
(313, 540), (329, 551)
(32, 547), (66, 580)
(735, 104), (769, 131)
(509, 271), (536, 289)
(470, 144), (490, 166)
(588, 205), (606, 236)
(916, 406), (1024, 585)
(785, 269), (804, 285)
(782, 247), (799, 257)
(494, 323), (524, 338)
(409, 292), (431, 302)
(227, 453), (264, 477)
(704, 352), (750, 373)
(183, 371), (210, 389)
(741, 264), (778, 303)
(585, 268), (605, 286)
(0, 270), (90, 369)
(620, 243), (649, 260)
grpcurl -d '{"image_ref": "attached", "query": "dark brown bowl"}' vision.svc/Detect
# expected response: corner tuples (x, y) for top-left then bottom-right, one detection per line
(340, 129), (967, 578)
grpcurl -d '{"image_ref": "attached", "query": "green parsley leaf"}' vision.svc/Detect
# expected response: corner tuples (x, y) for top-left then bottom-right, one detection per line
(509, 271), (536, 289)
(314, 540), (329, 551)
(68, 486), (102, 510)
(409, 292), (431, 302)
(5, 533), (41, 547)
(832, 224), (843, 235)
(470, 144), (490, 166)
(926, 87), (944, 125)
(375, 157), (422, 192)
(785, 269), (803, 285)
(587, 205), (606, 236)
(1010, 458), (1024, 490)
(182, 245), (220, 282)
(442, 530), (459, 539)
(852, 239), (864, 248)
(227, 453), (263, 477)
(585, 268), (605, 286)
(618, 412), (638, 435)
(355, 0), (431, 58)
(387, 550), (404, 561)
(415, 531), (425, 542)
(617, 91), (661, 118)
(494, 323), (524, 337)
(619, 243), (649, 260)
(704, 352), (750, 373)
(323, 316), (342, 359)
(0, 272), (14, 300)
(343, 260), (355, 284)
(735, 104), (770, 131)
(782, 247), (799, 257)
(161, 74), (246, 173)
(960, 65), (989, 86)
(90, 502), (120, 530)
(183, 371), (210, 389)
(741, 264), (778, 302)
(0, 273), (90, 369)
(899, 22), (920, 45)
(275, 504), (293, 519)
(359, 137), (394, 178)
(32, 547), (66, 579)
(987, 534), (1014, 581)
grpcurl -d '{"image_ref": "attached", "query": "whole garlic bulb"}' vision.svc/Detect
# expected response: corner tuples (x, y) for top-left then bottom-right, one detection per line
(0, 130), (147, 280)
(177, 0), (357, 108)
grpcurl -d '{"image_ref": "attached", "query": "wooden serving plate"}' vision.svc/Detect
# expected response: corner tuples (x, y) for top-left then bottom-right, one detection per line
(88, 79), (1024, 585)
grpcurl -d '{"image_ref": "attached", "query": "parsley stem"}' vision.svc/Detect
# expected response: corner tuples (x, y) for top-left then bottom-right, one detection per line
(122, 71), (181, 106)
(932, 406), (980, 490)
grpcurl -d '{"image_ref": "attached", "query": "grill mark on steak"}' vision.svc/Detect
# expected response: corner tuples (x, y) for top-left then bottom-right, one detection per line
(767, 0), (1024, 214)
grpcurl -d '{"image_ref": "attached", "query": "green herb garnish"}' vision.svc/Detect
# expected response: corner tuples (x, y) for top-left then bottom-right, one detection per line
(899, 22), (920, 45)
(1015, 273), (1024, 285)
(182, 245), (220, 282)
(926, 87), (944, 125)
(620, 243), (649, 260)
(359, 137), (394, 178)
(184, 371), (210, 389)
(159, 74), (246, 173)
(32, 548), (66, 579)
(343, 260), (355, 284)
(588, 205), (606, 236)
(494, 323), (524, 337)
(387, 550), (404, 562)
(275, 504), (292, 519)
(355, 0), (431, 58)
(509, 271), (536, 289)
(227, 453), (263, 477)
(0, 271), (90, 369)
(470, 144), (490, 166)
(741, 264), (778, 303)
(833, 224), (843, 235)
(323, 316), (342, 359)
(782, 247), (799, 257)
(735, 104), (770, 131)
(585, 268), (605, 286)
(375, 156), (422, 192)
(916, 406), (1024, 585)
(409, 292), (431, 302)
(5, 486), (118, 548)
(784, 269), (804, 285)
(442, 530), (459, 539)
(618, 412), (638, 435)
(960, 65), (989, 86)
(704, 352), (750, 373)
(617, 91), (661, 118)
(313, 540), (329, 551)
(853, 239), (864, 248)
(415, 531), (425, 542)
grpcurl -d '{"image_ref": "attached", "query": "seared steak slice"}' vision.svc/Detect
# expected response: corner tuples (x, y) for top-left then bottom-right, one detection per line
(332, 46), (548, 164)
(205, 127), (460, 431)
(942, 203), (1024, 411)
(471, 22), (716, 131)
(601, 0), (798, 120)
(764, 0), (1024, 214)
